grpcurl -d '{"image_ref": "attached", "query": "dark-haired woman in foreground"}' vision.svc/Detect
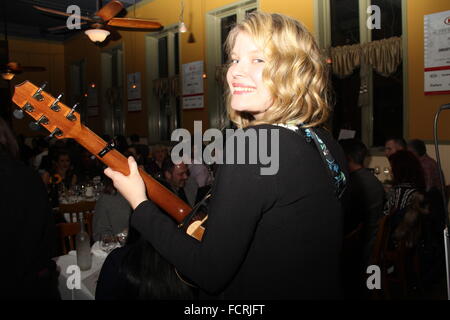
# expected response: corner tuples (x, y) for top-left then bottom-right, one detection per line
(95, 223), (195, 300)
(0, 117), (58, 299)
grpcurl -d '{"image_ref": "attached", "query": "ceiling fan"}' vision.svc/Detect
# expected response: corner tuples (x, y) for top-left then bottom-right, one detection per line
(0, 0), (46, 82)
(33, 0), (163, 43)
(1, 61), (46, 81)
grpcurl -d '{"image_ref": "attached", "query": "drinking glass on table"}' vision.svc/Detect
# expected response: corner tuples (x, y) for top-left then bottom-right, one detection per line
(100, 231), (117, 254)
(383, 167), (391, 181)
(116, 229), (128, 247)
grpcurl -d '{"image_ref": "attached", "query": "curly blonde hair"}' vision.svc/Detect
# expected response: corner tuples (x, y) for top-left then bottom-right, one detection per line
(225, 12), (331, 128)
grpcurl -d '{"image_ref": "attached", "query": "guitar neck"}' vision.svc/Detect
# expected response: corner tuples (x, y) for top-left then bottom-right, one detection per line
(75, 124), (192, 223)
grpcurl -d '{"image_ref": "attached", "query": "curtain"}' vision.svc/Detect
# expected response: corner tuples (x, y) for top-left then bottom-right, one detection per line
(330, 36), (402, 78)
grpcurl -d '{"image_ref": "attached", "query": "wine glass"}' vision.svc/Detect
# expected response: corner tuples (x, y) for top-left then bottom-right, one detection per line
(100, 231), (117, 254)
(116, 229), (128, 246)
(383, 167), (391, 181)
(374, 166), (380, 176)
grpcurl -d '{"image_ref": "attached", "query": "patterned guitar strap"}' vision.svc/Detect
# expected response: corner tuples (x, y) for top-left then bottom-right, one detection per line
(297, 125), (347, 199)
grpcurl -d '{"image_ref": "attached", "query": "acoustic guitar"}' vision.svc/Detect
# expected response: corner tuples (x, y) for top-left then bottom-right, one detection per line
(12, 80), (206, 241)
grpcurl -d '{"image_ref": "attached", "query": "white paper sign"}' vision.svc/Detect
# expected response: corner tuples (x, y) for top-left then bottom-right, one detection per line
(182, 95), (204, 109)
(424, 10), (450, 94)
(182, 61), (204, 95)
(338, 129), (356, 140)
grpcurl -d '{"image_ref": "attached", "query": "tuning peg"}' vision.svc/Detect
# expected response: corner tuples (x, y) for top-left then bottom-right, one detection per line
(13, 109), (24, 119)
(29, 115), (49, 131)
(66, 102), (79, 121)
(50, 93), (63, 111)
(23, 102), (34, 113)
(48, 128), (63, 139)
(29, 121), (41, 131)
(32, 82), (48, 101)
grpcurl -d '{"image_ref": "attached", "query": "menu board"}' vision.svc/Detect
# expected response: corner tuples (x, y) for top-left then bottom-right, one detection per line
(424, 10), (450, 95)
(182, 61), (204, 109)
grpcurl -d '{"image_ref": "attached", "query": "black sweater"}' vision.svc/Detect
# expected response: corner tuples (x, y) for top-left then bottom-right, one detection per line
(131, 124), (347, 299)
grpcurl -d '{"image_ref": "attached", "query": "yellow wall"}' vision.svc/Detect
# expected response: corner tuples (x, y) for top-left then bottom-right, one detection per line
(407, 0), (450, 140)
(9, 0), (450, 146)
(261, 0), (315, 31)
(5, 0), (317, 140)
(7, 37), (65, 137)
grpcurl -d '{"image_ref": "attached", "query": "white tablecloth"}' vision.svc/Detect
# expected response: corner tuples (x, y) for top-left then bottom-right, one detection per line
(54, 252), (106, 300)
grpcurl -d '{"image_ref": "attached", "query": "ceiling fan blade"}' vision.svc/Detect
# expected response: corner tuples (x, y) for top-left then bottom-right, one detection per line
(95, 0), (124, 22)
(21, 66), (47, 72)
(47, 22), (88, 32)
(33, 5), (93, 22)
(107, 18), (163, 30)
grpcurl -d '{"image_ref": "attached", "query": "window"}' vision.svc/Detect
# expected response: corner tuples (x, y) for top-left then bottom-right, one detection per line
(100, 46), (124, 136)
(146, 27), (181, 143)
(319, 0), (405, 147)
(69, 59), (86, 119)
(206, 0), (257, 130)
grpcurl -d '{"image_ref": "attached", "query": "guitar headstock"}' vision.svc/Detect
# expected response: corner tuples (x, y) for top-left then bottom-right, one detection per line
(12, 81), (81, 139)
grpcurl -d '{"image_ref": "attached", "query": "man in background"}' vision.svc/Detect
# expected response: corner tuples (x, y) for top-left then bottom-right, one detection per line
(160, 157), (209, 208)
(384, 137), (407, 158)
(340, 138), (386, 263)
(408, 139), (443, 192)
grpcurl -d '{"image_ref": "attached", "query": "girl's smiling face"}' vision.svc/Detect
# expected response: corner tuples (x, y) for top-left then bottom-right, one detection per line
(226, 31), (273, 120)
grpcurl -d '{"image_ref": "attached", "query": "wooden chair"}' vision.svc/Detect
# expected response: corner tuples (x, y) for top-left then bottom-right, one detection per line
(370, 214), (421, 299)
(84, 211), (94, 241)
(59, 201), (96, 220)
(56, 222), (81, 255)
(58, 201), (96, 241)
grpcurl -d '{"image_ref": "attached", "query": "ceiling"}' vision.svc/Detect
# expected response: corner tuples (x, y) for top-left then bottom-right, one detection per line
(1, 0), (144, 42)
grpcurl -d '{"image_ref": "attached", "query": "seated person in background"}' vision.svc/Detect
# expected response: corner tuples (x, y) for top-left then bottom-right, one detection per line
(407, 139), (447, 283)
(384, 150), (428, 248)
(125, 144), (149, 168)
(340, 139), (385, 265)
(160, 157), (209, 207)
(188, 142), (214, 188)
(407, 139), (444, 192)
(0, 117), (59, 299)
(113, 135), (129, 154)
(384, 137), (406, 158)
(145, 144), (167, 178)
(41, 150), (77, 189)
(93, 177), (132, 242)
(76, 149), (104, 185)
(129, 133), (150, 166)
(96, 223), (195, 300)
